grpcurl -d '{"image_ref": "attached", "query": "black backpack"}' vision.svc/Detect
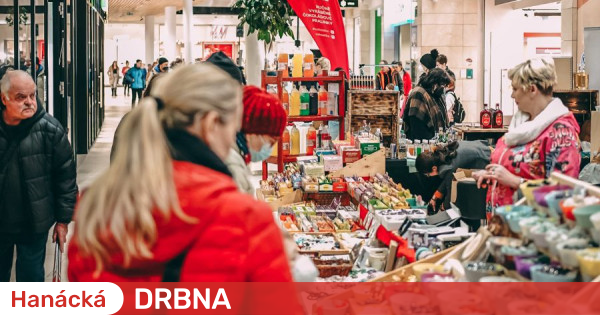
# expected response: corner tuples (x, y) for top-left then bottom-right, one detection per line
(448, 91), (465, 123)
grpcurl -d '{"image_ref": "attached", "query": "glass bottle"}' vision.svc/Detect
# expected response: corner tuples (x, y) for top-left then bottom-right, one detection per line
(493, 103), (504, 128)
(300, 86), (310, 116)
(480, 103), (492, 129)
(321, 125), (331, 149)
(398, 130), (407, 159)
(415, 140), (422, 156)
(309, 86), (319, 116)
(422, 140), (430, 153)
(407, 140), (415, 158)
(289, 85), (301, 116)
(290, 124), (300, 155)
(292, 53), (303, 78)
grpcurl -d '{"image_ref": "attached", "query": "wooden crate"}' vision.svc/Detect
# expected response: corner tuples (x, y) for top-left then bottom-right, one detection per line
(349, 90), (401, 116)
(348, 91), (400, 145)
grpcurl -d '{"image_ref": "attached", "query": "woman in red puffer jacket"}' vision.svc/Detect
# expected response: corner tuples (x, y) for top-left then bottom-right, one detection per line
(68, 63), (292, 283)
(474, 58), (581, 210)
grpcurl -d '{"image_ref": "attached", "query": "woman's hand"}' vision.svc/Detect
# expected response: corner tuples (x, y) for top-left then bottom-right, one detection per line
(475, 164), (522, 189)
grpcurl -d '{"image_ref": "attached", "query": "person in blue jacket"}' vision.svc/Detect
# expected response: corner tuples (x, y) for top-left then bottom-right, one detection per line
(124, 59), (147, 107)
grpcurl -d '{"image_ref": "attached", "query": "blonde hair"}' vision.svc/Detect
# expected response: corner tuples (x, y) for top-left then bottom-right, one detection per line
(316, 57), (331, 71)
(508, 57), (557, 96)
(75, 63), (242, 275)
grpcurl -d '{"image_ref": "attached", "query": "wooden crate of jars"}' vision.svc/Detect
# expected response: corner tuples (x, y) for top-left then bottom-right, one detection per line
(349, 115), (398, 146)
(348, 90), (400, 146)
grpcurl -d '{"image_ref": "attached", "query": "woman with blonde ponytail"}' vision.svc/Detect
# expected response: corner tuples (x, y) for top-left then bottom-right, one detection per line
(68, 63), (293, 282)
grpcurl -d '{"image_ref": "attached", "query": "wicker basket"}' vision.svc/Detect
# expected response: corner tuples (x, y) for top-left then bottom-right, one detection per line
(303, 191), (351, 206)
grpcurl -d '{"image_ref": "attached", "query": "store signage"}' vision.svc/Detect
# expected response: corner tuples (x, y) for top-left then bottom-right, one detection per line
(384, 0), (415, 27)
(339, 0), (359, 8)
(287, 0), (350, 75)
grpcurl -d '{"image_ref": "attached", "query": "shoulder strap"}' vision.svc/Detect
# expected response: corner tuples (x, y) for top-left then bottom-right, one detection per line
(162, 251), (188, 282)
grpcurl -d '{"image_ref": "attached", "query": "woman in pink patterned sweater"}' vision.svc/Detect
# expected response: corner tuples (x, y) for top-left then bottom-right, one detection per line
(474, 58), (581, 209)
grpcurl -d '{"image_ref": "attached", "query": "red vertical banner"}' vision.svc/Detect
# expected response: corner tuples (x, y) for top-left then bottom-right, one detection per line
(287, 0), (350, 75)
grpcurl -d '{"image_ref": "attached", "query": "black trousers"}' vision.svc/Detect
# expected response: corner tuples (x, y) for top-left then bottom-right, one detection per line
(123, 83), (131, 96)
(0, 233), (48, 282)
(131, 88), (144, 106)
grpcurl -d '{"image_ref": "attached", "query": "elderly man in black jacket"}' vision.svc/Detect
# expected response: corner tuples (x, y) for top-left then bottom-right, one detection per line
(0, 69), (77, 282)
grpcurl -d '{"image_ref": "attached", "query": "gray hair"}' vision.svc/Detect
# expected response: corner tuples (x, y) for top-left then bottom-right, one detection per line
(0, 70), (31, 100)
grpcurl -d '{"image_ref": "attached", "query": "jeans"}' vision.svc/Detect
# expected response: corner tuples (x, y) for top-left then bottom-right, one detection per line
(0, 233), (48, 282)
(132, 88), (144, 106)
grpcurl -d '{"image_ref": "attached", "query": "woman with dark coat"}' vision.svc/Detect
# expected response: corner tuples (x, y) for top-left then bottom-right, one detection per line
(402, 68), (452, 141)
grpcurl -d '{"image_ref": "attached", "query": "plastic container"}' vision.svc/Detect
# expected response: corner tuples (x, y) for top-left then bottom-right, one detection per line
(530, 265), (577, 282)
(289, 86), (301, 116)
(463, 262), (505, 282)
(577, 248), (600, 281)
(299, 86), (310, 116)
(573, 204), (600, 229)
(277, 53), (289, 78)
(303, 54), (314, 77)
(292, 53), (303, 78)
(557, 239), (588, 269)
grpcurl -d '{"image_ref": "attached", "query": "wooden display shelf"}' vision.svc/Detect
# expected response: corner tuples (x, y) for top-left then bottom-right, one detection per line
(262, 70), (347, 179)
(288, 115), (341, 122)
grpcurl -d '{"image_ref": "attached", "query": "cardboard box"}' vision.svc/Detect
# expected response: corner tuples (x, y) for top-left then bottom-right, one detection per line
(332, 180), (348, 192)
(341, 148), (362, 164)
(315, 149), (336, 157)
(355, 136), (381, 156)
(256, 189), (303, 211)
(321, 155), (344, 172)
(302, 163), (325, 177)
(297, 156), (320, 164)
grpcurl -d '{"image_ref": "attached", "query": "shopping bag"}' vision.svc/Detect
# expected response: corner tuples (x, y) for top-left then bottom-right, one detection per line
(52, 243), (61, 282)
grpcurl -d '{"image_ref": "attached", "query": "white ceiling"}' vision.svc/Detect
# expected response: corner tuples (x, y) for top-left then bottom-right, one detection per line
(107, 0), (237, 23)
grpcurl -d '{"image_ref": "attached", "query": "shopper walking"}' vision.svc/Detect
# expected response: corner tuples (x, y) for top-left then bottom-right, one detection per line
(146, 57), (169, 86)
(124, 59), (147, 107)
(473, 58), (581, 208)
(107, 61), (120, 97)
(416, 140), (491, 212)
(376, 60), (393, 90)
(68, 63), (292, 282)
(226, 86), (287, 194)
(0, 70), (77, 282)
(121, 60), (131, 97)
(402, 68), (451, 141)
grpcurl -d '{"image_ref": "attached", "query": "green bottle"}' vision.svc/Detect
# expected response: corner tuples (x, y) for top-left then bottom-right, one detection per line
(300, 86), (310, 116)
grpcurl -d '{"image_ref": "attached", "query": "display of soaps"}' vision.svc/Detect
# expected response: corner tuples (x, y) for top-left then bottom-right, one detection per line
(278, 204), (360, 233)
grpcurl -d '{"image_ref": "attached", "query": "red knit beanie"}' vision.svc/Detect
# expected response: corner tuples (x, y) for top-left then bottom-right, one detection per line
(242, 86), (288, 137)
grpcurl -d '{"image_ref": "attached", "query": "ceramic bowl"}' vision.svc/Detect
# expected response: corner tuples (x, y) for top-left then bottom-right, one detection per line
(500, 244), (538, 267)
(530, 222), (556, 249)
(573, 204), (600, 229)
(577, 248), (600, 280)
(557, 239), (589, 269)
(506, 207), (534, 234)
(463, 261), (505, 282)
(486, 237), (523, 264)
(530, 264), (577, 282)
(545, 190), (570, 218)
(591, 211), (600, 231)
(590, 228), (600, 245)
(559, 199), (577, 221)
(533, 185), (571, 208)
(545, 229), (569, 259)
(479, 276), (518, 282)
(494, 205), (514, 221)
(517, 255), (554, 279)
(412, 263), (446, 281)
(519, 217), (544, 239)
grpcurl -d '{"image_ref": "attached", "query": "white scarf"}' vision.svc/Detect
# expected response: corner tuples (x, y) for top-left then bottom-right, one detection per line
(504, 98), (569, 147)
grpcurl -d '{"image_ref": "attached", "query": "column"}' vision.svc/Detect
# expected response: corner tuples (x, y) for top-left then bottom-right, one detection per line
(164, 6), (177, 61)
(145, 15), (155, 65)
(561, 0), (578, 72)
(245, 26), (263, 86)
(183, 0), (193, 64)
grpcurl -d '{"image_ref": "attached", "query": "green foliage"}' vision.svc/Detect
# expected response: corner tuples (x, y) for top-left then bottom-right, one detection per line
(233, 0), (295, 45)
